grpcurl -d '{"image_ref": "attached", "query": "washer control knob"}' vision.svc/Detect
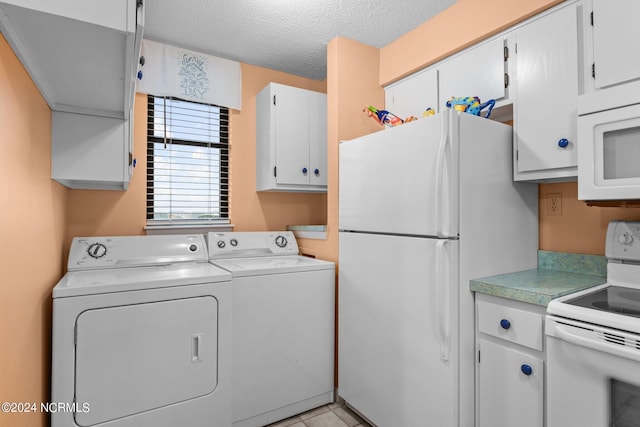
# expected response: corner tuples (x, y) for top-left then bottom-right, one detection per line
(230, 238), (238, 247)
(217, 240), (226, 248)
(188, 244), (198, 253)
(87, 243), (107, 259)
(619, 233), (634, 245)
(275, 235), (288, 248)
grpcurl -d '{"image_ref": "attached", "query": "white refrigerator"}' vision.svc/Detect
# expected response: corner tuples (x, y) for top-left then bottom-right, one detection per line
(338, 110), (538, 427)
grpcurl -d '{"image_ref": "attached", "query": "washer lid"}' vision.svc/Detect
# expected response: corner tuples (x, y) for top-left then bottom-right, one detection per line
(211, 255), (334, 277)
(53, 263), (231, 298)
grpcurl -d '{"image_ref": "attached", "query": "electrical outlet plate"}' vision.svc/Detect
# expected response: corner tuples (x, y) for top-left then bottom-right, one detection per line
(547, 192), (562, 216)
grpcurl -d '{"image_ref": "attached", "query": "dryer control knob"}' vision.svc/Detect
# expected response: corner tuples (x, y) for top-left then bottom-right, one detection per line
(87, 243), (107, 259)
(275, 235), (288, 248)
(217, 240), (226, 248)
(230, 238), (238, 247)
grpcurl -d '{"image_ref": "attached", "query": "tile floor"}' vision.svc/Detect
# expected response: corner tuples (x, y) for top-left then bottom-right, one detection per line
(266, 401), (373, 427)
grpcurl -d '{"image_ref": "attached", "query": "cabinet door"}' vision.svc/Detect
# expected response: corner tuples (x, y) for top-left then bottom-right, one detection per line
(274, 85), (310, 186)
(439, 37), (507, 111)
(592, 0), (640, 89)
(514, 4), (578, 179)
(477, 339), (543, 427)
(385, 68), (439, 120)
(308, 90), (327, 186)
(52, 112), (129, 190)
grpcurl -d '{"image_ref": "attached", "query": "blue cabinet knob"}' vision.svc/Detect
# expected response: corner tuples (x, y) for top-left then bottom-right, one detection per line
(558, 138), (569, 148)
(314, 169), (320, 176)
(302, 167), (308, 174)
(521, 364), (533, 376)
(500, 319), (511, 330)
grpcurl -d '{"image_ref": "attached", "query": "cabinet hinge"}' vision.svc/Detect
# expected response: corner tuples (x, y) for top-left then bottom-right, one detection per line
(273, 95), (276, 106)
(592, 62), (596, 79)
(129, 152), (133, 166)
(503, 46), (509, 61)
(590, 11), (594, 26)
(504, 73), (510, 89)
(516, 150), (519, 161)
(273, 166), (277, 177)
(478, 349), (481, 363)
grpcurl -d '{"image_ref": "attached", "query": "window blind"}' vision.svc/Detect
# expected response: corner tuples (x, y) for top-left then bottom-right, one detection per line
(146, 95), (229, 224)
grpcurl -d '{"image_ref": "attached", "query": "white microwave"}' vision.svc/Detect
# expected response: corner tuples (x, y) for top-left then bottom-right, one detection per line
(578, 81), (640, 202)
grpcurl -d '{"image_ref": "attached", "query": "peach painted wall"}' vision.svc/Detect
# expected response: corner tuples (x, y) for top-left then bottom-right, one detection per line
(66, 92), (148, 243)
(540, 182), (640, 255)
(230, 63), (327, 232)
(296, 38), (384, 263)
(0, 35), (68, 427)
(66, 65), (328, 244)
(379, 0), (564, 85)
(304, 0), (569, 261)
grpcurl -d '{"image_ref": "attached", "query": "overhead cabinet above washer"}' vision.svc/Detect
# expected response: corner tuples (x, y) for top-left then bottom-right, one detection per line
(0, 0), (144, 190)
(256, 83), (328, 193)
(0, 0), (142, 118)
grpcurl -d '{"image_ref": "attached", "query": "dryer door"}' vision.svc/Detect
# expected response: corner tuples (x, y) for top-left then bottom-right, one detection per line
(74, 296), (218, 426)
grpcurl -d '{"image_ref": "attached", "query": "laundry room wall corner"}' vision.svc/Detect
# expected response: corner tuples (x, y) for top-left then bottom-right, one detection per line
(66, 92), (149, 243)
(0, 33), (68, 427)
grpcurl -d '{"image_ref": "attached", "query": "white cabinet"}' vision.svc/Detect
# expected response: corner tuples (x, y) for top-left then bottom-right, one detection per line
(589, 0), (640, 91)
(513, 3), (580, 181)
(0, 0), (144, 189)
(438, 36), (509, 112)
(475, 294), (546, 427)
(478, 340), (544, 427)
(256, 83), (327, 193)
(385, 68), (439, 120)
(52, 113), (133, 190)
(385, 36), (509, 122)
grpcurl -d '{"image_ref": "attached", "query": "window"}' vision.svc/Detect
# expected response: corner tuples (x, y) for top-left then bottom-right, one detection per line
(147, 95), (229, 224)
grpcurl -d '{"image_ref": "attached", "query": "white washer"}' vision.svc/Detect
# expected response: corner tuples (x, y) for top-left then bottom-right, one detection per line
(51, 235), (232, 427)
(208, 231), (335, 427)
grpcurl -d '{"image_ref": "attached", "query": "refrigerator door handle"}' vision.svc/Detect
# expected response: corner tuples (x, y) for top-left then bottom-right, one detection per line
(434, 119), (449, 238)
(435, 239), (450, 361)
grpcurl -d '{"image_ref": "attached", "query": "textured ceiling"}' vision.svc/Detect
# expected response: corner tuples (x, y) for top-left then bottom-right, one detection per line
(143, 0), (456, 81)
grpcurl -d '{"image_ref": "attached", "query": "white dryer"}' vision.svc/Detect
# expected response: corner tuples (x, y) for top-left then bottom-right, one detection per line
(51, 234), (232, 427)
(207, 231), (335, 427)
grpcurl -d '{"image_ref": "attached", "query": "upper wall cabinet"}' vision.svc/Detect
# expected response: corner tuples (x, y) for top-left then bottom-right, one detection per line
(587, 0), (640, 91)
(0, 0), (142, 119)
(385, 68), (439, 120)
(512, 2), (580, 181)
(0, 0), (144, 189)
(256, 83), (327, 193)
(438, 36), (509, 112)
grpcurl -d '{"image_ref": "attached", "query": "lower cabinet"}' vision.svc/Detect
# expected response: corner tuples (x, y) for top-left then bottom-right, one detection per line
(475, 294), (546, 427)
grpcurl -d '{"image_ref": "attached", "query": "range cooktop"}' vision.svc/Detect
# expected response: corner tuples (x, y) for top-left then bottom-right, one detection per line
(565, 286), (640, 319)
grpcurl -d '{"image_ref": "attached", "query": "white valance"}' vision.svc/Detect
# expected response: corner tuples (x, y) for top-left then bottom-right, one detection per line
(137, 39), (242, 110)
